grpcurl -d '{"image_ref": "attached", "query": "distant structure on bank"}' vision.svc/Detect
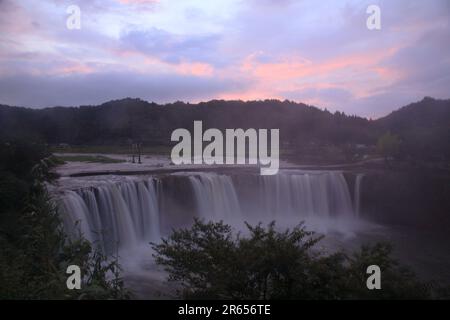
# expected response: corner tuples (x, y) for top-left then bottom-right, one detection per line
(131, 143), (142, 164)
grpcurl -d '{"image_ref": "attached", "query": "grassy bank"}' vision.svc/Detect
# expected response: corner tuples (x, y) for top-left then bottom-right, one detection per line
(51, 145), (171, 155)
(55, 154), (125, 164)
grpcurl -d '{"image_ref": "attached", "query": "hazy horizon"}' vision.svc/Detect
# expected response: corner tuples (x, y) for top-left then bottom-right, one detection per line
(2, 95), (448, 121)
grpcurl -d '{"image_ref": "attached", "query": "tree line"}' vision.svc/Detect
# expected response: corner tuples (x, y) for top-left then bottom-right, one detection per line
(1, 97), (448, 161)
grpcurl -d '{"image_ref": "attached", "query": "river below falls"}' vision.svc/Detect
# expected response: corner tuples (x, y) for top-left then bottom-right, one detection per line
(52, 168), (450, 298)
(118, 223), (450, 299)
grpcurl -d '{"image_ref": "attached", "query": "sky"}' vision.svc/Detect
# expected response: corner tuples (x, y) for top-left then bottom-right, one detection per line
(0, 0), (449, 118)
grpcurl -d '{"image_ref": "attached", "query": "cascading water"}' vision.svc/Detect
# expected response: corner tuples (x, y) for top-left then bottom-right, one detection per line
(189, 173), (241, 221)
(353, 173), (364, 217)
(58, 170), (360, 253)
(256, 171), (355, 220)
(59, 190), (97, 244)
(59, 178), (161, 254)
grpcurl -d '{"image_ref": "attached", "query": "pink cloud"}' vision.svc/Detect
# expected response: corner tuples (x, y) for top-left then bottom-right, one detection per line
(111, 48), (215, 77)
(175, 62), (214, 77)
(241, 48), (401, 83)
(58, 64), (95, 75)
(214, 47), (404, 104)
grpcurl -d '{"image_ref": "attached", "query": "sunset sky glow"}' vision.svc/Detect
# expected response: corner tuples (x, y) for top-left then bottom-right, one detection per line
(0, 0), (449, 117)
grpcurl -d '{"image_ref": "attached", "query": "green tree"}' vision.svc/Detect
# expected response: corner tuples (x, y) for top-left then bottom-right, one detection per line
(0, 140), (130, 299)
(152, 219), (434, 300)
(377, 131), (401, 163)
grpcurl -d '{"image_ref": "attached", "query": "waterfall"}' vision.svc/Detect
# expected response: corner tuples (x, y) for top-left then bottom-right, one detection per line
(59, 178), (161, 254)
(58, 171), (359, 253)
(59, 190), (96, 244)
(354, 174), (364, 217)
(187, 171), (355, 222)
(254, 171), (354, 219)
(189, 173), (241, 221)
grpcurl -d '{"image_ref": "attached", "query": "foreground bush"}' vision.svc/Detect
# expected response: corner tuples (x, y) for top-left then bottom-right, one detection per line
(0, 140), (129, 299)
(152, 219), (434, 299)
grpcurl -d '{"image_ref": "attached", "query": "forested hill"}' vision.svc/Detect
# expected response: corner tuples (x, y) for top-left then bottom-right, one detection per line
(0, 97), (449, 160)
(376, 97), (450, 160)
(0, 99), (372, 146)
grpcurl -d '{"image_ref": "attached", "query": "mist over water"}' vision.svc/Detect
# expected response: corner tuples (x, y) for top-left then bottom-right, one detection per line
(187, 171), (369, 236)
(59, 170), (369, 251)
(58, 169), (382, 297)
(60, 178), (162, 254)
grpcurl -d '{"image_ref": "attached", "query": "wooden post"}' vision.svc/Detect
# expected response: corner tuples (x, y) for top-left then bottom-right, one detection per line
(138, 143), (142, 164)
